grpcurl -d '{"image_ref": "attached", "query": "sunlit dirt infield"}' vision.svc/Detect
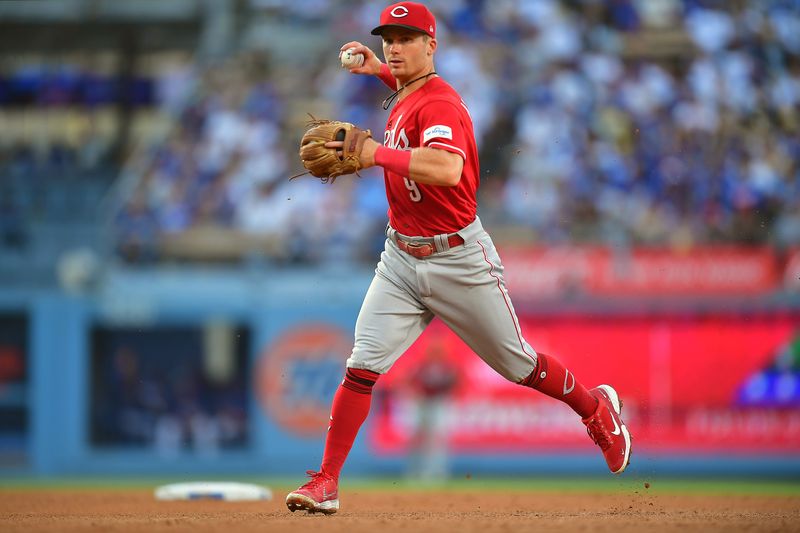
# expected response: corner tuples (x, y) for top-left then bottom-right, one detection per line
(1, 486), (799, 532)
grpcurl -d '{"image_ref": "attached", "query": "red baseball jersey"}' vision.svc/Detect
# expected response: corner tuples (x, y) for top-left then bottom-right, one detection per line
(382, 77), (479, 236)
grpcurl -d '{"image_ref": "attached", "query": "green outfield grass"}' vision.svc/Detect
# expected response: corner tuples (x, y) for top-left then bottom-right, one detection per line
(1, 476), (798, 495)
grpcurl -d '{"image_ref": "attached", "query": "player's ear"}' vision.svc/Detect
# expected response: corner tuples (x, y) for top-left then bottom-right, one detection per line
(428, 38), (437, 56)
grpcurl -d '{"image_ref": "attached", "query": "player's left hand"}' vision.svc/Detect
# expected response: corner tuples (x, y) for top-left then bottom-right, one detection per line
(324, 137), (379, 168)
(290, 117), (373, 183)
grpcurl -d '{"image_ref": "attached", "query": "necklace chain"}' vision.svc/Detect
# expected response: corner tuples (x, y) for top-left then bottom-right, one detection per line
(382, 71), (438, 110)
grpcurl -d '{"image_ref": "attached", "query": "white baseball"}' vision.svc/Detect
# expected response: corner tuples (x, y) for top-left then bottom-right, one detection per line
(341, 48), (364, 68)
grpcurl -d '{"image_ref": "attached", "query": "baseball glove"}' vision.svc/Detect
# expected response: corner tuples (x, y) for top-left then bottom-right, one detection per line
(290, 117), (372, 183)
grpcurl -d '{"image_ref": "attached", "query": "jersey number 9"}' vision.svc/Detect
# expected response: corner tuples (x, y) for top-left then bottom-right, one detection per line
(404, 178), (422, 202)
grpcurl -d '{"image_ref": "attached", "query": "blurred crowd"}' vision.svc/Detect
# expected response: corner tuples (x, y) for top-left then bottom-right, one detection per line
(92, 334), (249, 454)
(86, 1), (800, 262)
(114, 49), (390, 264)
(0, 53), (139, 257)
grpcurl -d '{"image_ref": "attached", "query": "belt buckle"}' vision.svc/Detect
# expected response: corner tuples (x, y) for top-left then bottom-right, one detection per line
(399, 239), (434, 258)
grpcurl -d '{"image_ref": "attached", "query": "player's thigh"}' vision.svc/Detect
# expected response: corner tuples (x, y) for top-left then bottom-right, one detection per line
(427, 242), (536, 382)
(347, 271), (433, 374)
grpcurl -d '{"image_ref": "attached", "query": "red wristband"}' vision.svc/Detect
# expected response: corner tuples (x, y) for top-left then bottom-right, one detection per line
(375, 146), (412, 177)
(377, 63), (398, 90)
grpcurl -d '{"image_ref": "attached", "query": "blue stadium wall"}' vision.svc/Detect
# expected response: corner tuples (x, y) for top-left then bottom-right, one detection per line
(1, 269), (798, 479)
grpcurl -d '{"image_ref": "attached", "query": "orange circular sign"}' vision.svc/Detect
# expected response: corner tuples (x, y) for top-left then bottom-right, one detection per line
(256, 324), (352, 437)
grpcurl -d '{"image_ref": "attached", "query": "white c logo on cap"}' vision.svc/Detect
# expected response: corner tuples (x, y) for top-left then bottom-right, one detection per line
(390, 6), (409, 17)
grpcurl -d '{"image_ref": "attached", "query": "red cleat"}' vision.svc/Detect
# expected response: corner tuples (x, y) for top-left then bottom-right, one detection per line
(583, 384), (632, 474)
(286, 470), (339, 514)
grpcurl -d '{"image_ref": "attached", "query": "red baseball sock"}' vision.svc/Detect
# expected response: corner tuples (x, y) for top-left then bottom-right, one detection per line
(320, 367), (380, 480)
(519, 352), (598, 418)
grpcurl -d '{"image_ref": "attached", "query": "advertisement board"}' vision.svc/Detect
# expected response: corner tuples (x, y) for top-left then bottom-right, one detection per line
(370, 312), (800, 454)
(500, 247), (780, 298)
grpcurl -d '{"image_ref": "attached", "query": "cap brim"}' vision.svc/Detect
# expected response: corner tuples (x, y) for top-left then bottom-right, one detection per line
(371, 24), (430, 36)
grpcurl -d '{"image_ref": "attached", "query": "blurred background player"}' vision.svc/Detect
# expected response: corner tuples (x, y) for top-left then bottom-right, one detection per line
(285, 1), (631, 515)
(405, 337), (459, 482)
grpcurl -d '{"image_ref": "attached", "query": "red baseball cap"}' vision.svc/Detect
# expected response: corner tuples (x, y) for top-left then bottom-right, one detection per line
(371, 2), (436, 39)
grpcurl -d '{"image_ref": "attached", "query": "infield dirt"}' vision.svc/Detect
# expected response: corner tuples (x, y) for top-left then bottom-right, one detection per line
(1, 487), (798, 532)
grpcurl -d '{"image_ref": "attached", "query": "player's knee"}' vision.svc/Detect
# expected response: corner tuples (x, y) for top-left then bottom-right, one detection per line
(346, 351), (378, 371)
(347, 343), (394, 374)
(486, 356), (536, 384)
(345, 360), (384, 375)
(493, 362), (528, 384)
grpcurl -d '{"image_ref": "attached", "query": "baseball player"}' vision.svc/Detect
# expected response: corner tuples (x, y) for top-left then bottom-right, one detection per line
(286, 1), (631, 515)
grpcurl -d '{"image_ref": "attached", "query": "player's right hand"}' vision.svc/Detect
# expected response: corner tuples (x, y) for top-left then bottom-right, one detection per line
(339, 41), (381, 76)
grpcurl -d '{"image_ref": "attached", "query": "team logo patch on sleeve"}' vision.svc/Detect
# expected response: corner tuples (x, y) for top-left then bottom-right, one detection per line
(423, 125), (453, 143)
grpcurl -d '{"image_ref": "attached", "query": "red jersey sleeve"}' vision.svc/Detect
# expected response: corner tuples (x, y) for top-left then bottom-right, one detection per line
(415, 99), (468, 161)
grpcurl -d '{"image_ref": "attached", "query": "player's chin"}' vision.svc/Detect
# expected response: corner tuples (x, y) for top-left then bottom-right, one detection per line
(388, 62), (404, 75)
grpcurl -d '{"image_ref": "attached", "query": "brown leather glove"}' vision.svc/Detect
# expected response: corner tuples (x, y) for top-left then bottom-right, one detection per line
(291, 118), (372, 183)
